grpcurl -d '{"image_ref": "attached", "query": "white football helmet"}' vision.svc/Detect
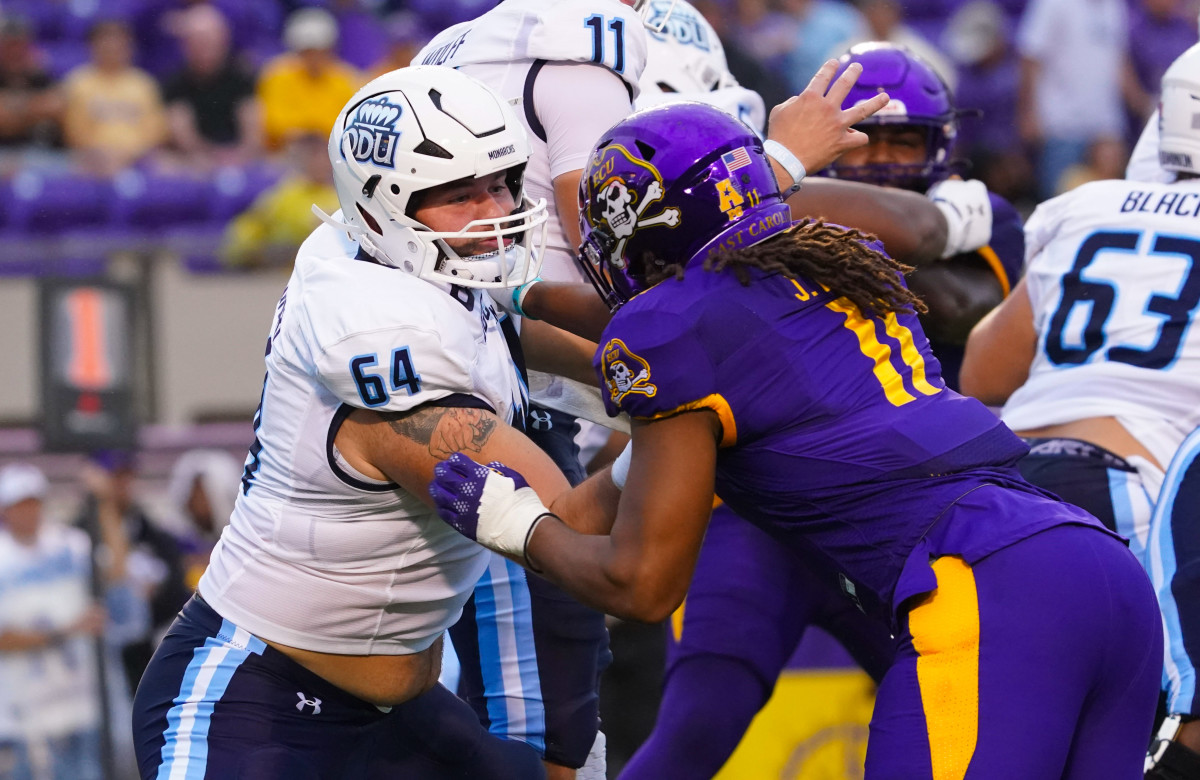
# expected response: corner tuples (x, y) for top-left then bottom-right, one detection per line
(639, 0), (736, 95)
(632, 0), (681, 33)
(1159, 42), (1200, 176)
(320, 65), (548, 288)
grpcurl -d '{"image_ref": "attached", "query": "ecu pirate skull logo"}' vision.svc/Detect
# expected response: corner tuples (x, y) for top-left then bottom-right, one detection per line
(588, 145), (681, 267)
(602, 338), (657, 404)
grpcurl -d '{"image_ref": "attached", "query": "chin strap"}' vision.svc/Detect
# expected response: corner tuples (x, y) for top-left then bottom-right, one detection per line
(311, 204), (362, 238)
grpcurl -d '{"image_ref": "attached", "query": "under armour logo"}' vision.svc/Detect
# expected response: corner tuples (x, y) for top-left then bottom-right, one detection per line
(528, 410), (552, 431)
(296, 692), (322, 715)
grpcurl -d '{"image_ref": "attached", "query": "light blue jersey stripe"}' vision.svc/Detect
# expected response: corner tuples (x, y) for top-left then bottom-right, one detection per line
(1149, 429), (1200, 715)
(155, 620), (267, 780)
(473, 553), (546, 754)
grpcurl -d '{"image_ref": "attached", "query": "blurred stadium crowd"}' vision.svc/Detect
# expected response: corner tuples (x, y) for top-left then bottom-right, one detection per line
(0, 0), (1190, 272)
(0, 0), (1197, 778)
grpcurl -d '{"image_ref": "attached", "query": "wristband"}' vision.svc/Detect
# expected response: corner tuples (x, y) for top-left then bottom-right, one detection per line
(610, 441), (632, 490)
(523, 513), (554, 573)
(511, 277), (542, 320)
(763, 140), (806, 195)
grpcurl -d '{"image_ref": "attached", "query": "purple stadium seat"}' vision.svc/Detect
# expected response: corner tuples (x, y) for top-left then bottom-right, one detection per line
(209, 164), (284, 222)
(336, 10), (389, 71)
(5, 0), (69, 41)
(4, 171), (116, 234)
(109, 170), (216, 230)
(60, 0), (147, 41)
(41, 39), (91, 80)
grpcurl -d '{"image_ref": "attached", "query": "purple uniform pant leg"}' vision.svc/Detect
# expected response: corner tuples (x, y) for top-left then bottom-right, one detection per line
(624, 506), (893, 779)
(865, 525), (1161, 780)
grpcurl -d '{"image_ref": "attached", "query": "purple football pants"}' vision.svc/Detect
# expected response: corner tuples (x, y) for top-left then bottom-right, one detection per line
(621, 506), (894, 779)
(867, 524), (1161, 779)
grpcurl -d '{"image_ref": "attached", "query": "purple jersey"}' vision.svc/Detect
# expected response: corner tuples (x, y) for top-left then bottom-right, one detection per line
(596, 258), (1110, 619)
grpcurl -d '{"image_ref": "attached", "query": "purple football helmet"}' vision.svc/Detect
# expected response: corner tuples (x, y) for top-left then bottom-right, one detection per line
(577, 101), (791, 309)
(825, 42), (959, 191)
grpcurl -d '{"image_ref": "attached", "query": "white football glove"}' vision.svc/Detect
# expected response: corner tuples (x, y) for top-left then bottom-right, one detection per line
(927, 179), (993, 259)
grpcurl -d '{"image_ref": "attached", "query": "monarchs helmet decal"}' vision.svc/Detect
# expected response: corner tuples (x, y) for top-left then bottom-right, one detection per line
(341, 97), (403, 168)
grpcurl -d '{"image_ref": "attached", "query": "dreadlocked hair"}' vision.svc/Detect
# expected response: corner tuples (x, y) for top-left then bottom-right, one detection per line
(647, 219), (926, 319)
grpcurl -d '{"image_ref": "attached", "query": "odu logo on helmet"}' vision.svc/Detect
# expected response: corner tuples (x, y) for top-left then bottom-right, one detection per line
(342, 97), (402, 168)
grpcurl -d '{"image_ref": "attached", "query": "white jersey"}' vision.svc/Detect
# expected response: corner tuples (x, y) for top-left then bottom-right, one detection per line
(636, 87), (766, 135)
(1001, 178), (1200, 466)
(199, 223), (529, 655)
(415, 0), (648, 282)
(0, 524), (99, 739)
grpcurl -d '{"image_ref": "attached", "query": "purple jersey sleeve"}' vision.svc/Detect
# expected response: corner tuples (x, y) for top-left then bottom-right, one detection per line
(596, 305), (737, 442)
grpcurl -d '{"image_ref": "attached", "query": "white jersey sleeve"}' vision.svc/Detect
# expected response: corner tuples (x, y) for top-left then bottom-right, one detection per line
(415, 0), (649, 99)
(311, 307), (475, 415)
(535, 61), (635, 182)
(1000, 178), (1200, 466)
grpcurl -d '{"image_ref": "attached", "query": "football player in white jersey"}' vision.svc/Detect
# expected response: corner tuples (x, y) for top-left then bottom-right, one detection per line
(413, 4), (889, 778)
(962, 43), (1200, 779)
(415, 5), (648, 777)
(130, 66), (616, 780)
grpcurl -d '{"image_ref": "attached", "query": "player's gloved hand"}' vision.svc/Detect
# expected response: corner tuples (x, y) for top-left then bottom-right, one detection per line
(1146, 715), (1200, 779)
(927, 179), (992, 259)
(429, 453), (553, 567)
(489, 277), (542, 320)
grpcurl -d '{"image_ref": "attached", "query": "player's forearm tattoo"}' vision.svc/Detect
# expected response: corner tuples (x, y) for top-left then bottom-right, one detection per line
(386, 407), (498, 459)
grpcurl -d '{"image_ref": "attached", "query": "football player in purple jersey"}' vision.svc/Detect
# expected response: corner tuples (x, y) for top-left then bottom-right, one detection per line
(429, 101), (1162, 778)
(821, 42), (1024, 391)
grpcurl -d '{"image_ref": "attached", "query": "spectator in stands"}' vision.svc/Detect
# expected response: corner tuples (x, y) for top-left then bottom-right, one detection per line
(219, 132), (337, 268)
(1016, 0), (1138, 200)
(736, 0), (804, 84)
(257, 7), (360, 153)
(692, 0), (793, 110)
(368, 11), (431, 79)
(838, 0), (957, 90)
(1056, 136), (1128, 193)
(162, 449), (240, 591)
(0, 463), (147, 780)
(777, 0), (867, 95)
(943, 0), (1034, 207)
(161, 4), (261, 170)
(0, 16), (63, 152)
(1128, 0), (1196, 140)
(62, 20), (167, 176)
(74, 450), (187, 696)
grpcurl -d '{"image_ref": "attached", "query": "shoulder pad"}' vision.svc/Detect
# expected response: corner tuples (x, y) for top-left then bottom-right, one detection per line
(415, 0), (648, 97)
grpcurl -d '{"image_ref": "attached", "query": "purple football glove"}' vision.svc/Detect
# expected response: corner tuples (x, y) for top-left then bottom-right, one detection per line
(430, 453), (552, 561)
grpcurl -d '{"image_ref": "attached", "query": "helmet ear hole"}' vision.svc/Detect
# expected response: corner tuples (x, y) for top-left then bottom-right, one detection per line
(356, 203), (383, 235)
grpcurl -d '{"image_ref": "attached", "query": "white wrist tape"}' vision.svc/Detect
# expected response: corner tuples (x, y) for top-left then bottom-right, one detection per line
(610, 442), (632, 490)
(477, 475), (552, 559)
(764, 139), (807, 195)
(927, 179), (993, 259)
